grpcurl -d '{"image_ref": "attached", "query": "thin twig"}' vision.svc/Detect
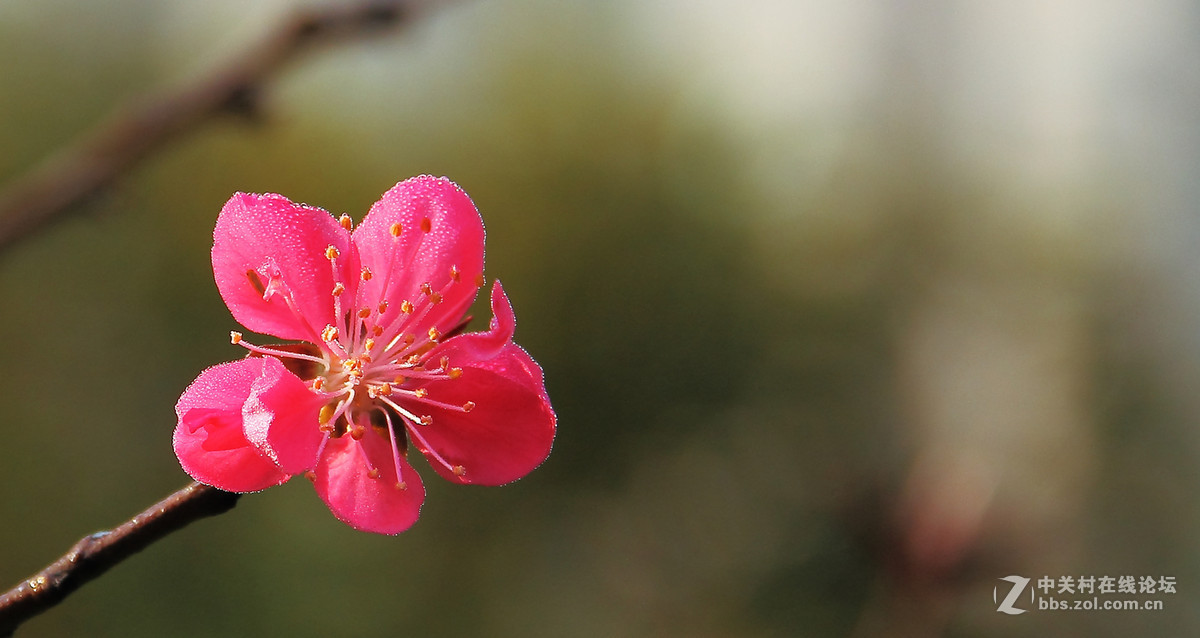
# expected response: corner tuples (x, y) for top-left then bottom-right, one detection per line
(0, 482), (240, 636)
(0, 0), (431, 252)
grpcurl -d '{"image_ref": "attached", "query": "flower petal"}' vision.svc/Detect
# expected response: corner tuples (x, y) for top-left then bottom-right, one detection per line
(352, 176), (484, 340)
(312, 433), (426, 534)
(430, 281), (543, 386)
(174, 358), (290, 492)
(212, 192), (357, 342)
(241, 356), (326, 475)
(411, 345), (556, 486)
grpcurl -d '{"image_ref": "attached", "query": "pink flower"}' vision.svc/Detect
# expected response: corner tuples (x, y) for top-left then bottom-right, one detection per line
(173, 176), (556, 534)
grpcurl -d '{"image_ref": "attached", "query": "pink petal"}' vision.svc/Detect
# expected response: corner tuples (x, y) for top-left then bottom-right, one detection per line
(241, 356), (326, 475)
(174, 359), (290, 492)
(312, 433), (426, 534)
(212, 192), (357, 342)
(352, 176), (484, 340)
(411, 345), (556, 486)
(430, 281), (543, 386)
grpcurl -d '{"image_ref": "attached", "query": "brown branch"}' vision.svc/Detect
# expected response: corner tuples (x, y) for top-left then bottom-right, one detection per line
(0, 482), (240, 636)
(0, 0), (432, 252)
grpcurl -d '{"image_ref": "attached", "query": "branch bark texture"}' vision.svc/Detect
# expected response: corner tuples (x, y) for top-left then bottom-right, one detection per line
(0, 0), (426, 252)
(0, 482), (240, 636)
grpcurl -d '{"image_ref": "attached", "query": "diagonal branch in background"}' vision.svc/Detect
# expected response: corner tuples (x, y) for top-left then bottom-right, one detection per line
(0, 0), (436, 252)
(0, 482), (239, 637)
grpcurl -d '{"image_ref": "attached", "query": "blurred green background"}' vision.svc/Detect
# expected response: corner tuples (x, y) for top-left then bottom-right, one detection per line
(2, 0), (1199, 636)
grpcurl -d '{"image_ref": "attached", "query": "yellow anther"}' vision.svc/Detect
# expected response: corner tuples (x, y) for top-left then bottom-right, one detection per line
(448, 367), (463, 379)
(377, 300), (389, 314)
(312, 378), (325, 390)
(331, 282), (345, 296)
(389, 222), (402, 237)
(364, 338), (376, 351)
(230, 331), (243, 344)
(395, 481), (408, 491)
(420, 282), (433, 296)
(319, 404), (336, 424)
(452, 465), (466, 476)
(367, 468), (380, 479)
(393, 375), (407, 385)
(339, 214), (353, 230)
(429, 292), (443, 304)
(322, 325), (339, 342)
(361, 268), (373, 281)
(428, 326), (441, 342)
(400, 300), (414, 314)
(406, 354), (421, 365)
(377, 383), (392, 396)
(325, 245), (340, 260)
(420, 217), (432, 233)
(420, 415), (433, 426)
(439, 356), (450, 370)
(450, 265), (461, 282)
(414, 388), (428, 399)
(350, 426), (365, 440)
(462, 401), (475, 413)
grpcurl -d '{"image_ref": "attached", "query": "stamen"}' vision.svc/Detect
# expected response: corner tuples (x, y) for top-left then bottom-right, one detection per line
(361, 268), (373, 281)
(339, 214), (353, 230)
(449, 265), (460, 282)
(403, 391), (477, 413)
(428, 326), (441, 342)
(313, 378), (324, 390)
(358, 307), (371, 319)
(400, 300), (414, 314)
(322, 325), (340, 342)
(448, 367), (463, 379)
(233, 336), (326, 366)
(389, 222), (403, 237)
(325, 245), (340, 261)
(377, 300), (388, 314)
(382, 409), (407, 491)
(420, 217), (432, 232)
(354, 438), (379, 477)
(403, 416), (463, 478)
(332, 282), (345, 296)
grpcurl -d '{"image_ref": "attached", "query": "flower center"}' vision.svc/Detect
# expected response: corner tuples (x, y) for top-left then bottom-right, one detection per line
(230, 215), (481, 486)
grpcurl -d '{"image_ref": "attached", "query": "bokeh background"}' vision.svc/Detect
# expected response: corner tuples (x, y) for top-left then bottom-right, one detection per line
(2, 0), (1199, 635)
